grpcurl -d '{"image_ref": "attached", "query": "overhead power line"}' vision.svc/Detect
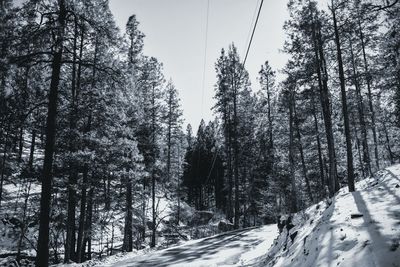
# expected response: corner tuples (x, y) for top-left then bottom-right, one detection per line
(200, 0), (210, 117)
(243, 0), (261, 57)
(243, 0), (264, 67)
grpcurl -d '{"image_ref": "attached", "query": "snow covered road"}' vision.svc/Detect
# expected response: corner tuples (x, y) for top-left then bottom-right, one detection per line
(102, 225), (278, 267)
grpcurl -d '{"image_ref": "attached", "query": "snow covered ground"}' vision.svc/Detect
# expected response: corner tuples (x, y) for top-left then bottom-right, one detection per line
(92, 225), (278, 267)
(54, 165), (400, 267)
(253, 164), (400, 267)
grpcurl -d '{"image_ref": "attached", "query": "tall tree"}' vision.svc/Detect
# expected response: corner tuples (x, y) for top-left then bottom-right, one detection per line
(36, 1), (67, 266)
(330, 0), (355, 192)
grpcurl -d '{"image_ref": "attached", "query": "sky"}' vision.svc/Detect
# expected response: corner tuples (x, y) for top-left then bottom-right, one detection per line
(109, 0), (290, 129)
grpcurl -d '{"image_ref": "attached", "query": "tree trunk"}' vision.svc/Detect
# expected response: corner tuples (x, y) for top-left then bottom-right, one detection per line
(76, 167), (88, 263)
(176, 141), (181, 225)
(349, 37), (371, 177)
(18, 125), (23, 162)
(225, 116), (233, 222)
(233, 82), (239, 229)
(64, 16), (80, 263)
(382, 118), (394, 164)
(28, 127), (36, 171)
(123, 177), (133, 252)
(266, 76), (275, 177)
(293, 97), (313, 202)
(332, 4), (355, 192)
(16, 181), (32, 263)
(83, 185), (93, 260)
(311, 14), (339, 196)
(351, 112), (366, 179)
(310, 89), (325, 195)
(167, 92), (172, 182)
(141, 178), (146, 241)
(36, 1), (66, 266)
(151, 84), (156, 248)
(151, 167), (156, 247)
(358, 19), (380, 171)
(0, 127), (9, 208)
(288, 85), (298, 213)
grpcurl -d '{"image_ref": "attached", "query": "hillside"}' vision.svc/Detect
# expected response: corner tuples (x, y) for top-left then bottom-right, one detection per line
(253, 164), (400, 267)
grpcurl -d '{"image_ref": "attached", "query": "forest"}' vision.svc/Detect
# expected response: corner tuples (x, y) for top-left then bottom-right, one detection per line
(0, 0), (399, 266)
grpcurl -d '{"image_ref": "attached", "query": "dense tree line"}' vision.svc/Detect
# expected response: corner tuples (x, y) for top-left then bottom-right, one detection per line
(182, 0), (400, 228)
(0, 0), (184, 266)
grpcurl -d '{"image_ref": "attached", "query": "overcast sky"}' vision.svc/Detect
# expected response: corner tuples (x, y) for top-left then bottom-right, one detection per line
(111, 0), (289, 129)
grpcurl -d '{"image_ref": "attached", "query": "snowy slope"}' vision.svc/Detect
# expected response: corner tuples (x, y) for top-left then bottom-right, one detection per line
(253, 164), (400, 267)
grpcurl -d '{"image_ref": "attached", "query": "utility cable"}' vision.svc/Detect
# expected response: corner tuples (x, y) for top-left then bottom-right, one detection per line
(200, 0), (210, 117)
(243, 0), (264, 67)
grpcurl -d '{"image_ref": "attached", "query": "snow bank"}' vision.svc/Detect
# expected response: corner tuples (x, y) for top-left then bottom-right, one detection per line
(253, 164), (400, 267)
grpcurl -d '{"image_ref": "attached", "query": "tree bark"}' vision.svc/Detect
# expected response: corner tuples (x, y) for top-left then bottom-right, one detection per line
(36, 1), (66, 266)
(233, 79), (240, 229)
(358, 19), (380, 171)
(351, 111), (366, 179)
(123, 177), (133, 252)
(310, 89), (325, 195)
(311, 15), (339, 196)
(288, 85), (298, 213)
(64, 16), (80, 263)
(0, 127), (9, 208)
(151, 84), (156, 248)
(382, 117), (394, 164)
(28, 127), (36, 171)
(331, 4), (355, 192)
(293, 97), (313, 202)
(166, 90), (172, 182)
(349, 37), (371, 177)
(83, 185), (93, 260)
(76, 167), (88, 263)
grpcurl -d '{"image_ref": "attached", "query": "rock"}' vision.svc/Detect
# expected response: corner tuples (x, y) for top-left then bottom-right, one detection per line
(218, 220), (234, 232)
(286, 216), (295, 231)
(395, 184), (399, 188)
(351, 213), (363, 219)
(277, 216), (285, 233)
(277, 215), (294, 233)
(290, 231), (298, 242)
(188, 211), (214, 227)
(390, 238), (399, 251)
